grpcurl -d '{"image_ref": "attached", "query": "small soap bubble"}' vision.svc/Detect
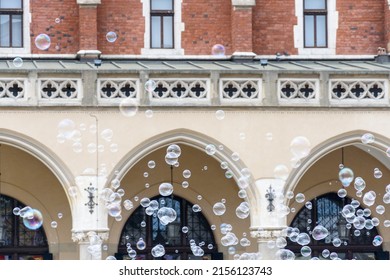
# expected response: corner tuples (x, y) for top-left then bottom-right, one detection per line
(51, 221), (58, 228)
(211, 44), (226, 56)
(145, 80), (157, 93)
(13, 57), (23, 68)
(106, 31), (118, 43)
(215, 110), (225, 120)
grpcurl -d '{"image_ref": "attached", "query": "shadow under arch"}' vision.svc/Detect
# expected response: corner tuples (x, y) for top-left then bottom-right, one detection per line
(109, 128), (258, 205)
(0, 129), (75, 204)
(285, 130), (390, 201)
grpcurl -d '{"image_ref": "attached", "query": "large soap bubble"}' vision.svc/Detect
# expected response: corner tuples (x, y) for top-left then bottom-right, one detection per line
(22, 208), (43, 230)
(159, 182), (173, 196)
(290, 136), (311, 159)
(338, 167), (354, 187)
(311, 225), (329, 240)
(35, 34), (51, 50)
(213, 202), (226, 216)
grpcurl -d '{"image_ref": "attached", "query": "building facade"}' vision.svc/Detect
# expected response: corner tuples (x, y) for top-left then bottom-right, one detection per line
(0, 0), (389, 260)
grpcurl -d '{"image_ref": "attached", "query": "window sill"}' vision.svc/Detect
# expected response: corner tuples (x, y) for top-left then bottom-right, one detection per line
(141, 48), (184, 56)
(298, 48), (336, 55)
(0, 47), (31, 55)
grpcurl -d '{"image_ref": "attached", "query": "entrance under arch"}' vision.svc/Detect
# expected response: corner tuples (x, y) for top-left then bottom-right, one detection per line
(0, 194), (51, 260)
(116, 195), (221, 260)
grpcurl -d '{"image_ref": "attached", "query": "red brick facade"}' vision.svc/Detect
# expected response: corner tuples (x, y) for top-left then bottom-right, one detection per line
(28, 0), (389, 56)
(336, 1), (385, 54)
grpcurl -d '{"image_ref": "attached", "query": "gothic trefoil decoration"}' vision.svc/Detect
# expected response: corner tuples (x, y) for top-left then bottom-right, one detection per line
(85, 183), (98, 214)
(265, 185), (276, 212)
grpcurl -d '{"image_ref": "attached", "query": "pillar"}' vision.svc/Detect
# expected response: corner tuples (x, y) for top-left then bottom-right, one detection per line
(231, 0), (256, 60)
(77, 0), (101, 60)
(251, 178), (287, 259)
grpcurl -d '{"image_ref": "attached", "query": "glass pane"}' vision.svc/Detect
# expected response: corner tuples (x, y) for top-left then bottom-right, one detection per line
(0, 14), (10, 47)
(304, 15), (314, 47)
(0, 0), (22, 9)
(0, 196), (13, 246)
(12, 15), (22, 47)
(163, 16), (173, 48)
(151, 16), (161, 48)
(151, 0), (173, 11)
(304, 0), (326, 10)
(316, 15), (326, 47)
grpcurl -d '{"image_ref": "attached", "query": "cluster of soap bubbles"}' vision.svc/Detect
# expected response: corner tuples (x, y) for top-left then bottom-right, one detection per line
(57, 119), (119, 155)
(13, 206), (43, 230)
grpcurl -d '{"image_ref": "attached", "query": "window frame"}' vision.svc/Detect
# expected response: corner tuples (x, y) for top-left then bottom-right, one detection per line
(0, 0), (23, 48)
(303, 0), (328, 48)
(150, 0), (174, 49)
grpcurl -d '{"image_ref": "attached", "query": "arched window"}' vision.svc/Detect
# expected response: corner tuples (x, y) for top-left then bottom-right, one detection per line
(117, 195), (221, 260)
(287, 193), (388, 260)
(0, 194), (50, 260)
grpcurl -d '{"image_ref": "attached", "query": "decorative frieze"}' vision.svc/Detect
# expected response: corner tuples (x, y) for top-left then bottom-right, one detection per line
(98, 79), (138, 100)
(39, 79), (82, 103)
(219, 78), (262, 105)
(278, 79), (319, 105)
(329, 80), (387, 105)
(0, 79), (26, 101)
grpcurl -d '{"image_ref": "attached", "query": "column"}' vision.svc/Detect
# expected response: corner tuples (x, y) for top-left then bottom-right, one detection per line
(231, 0), (256, 60)
(251, 178), (287, 260)
(71, 175), (109, 260)
(77, 0), (101, 60)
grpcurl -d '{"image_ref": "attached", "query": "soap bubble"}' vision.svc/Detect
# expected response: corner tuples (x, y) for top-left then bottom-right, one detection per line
(22, 209), (43, 230)
(145, 109), (154, 118)
(351, 199), (360, 208)
(106, 256), (117, 260)
(338, 167), (354, 187)
(51, 221), (58, 228)
(361, 133), (375, 144)
(231, 152), (240, 161)
(183, 169), (191, 178)
(383, 192), (390, 204)
(157, 207), (177, 225)
(68, 186), (78, 197)
(215, 110), (225, 120)
(372, 235), (383, 246)
(376, 205), (385, 215)
(136, 238), (146, 250)
(354, 177), (366, 191)
(221, 232), (238, 246)
(276, 237), (287, 248)
(240, 238), (251, 247)
(182, 181), (189, 188)
(213, 202), (226, 216)
(35, 34), (51, 50)
(225, 170), (234, 179)
(164, 153), (178, 165)
(295, 193), (305, 203)
(363, 191), (376, 207)
(58, 119), (76, 139)
(337, 188), (347, 198)
(353, 216), (366, 230)
(87, 143), (97, 153)
(197, 195), (202, 200)
(205, 144), (217, 155)
(167, 144), (181, 157)
(140, 221), (146, 227)
(13, 57), (23, 68)
(300, 246), (312, 257)
(332, 238), (342, 247)
(19, 206), (33, 218)
(182, 226), (189, 233)
(148, 160), (156, 169)
(140, 197), (151, 208)
(235, 202), (250, 219)
(297, 233), (310, 246)
(274, 164), (289, 180)
(329, 252), (338, 260)
(151, 244), (165, 257)
(341, 204), (355, 218)
(290, 136), (311, 159)
(106, 31), (118, 43)
(322, 249), (330, 258)
(159, 182), (173, 196)
(58, 213), (63, 219)
(101, 129), (113, 142)
(374, 168), (383, 179)
(72, 142), (83, 153)
(266, 132), (273, 141)
(13, 207), (20, 216)
(311, 225), (329, 240)
(192, 204), (202, 212)
(238, 189), (247, 198)
(145, 80), (157, 93)
(305, 201), (312, 210)
(384, 220), (390, 227)
(275, 249), (295, 260)
(107, 203), (121, 218)
(119, 98), (138, 117)
(211, 44), (226, 56)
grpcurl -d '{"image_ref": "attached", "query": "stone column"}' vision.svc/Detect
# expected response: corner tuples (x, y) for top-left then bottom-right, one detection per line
(77, 0), (101, 60)
(252, 178), (287, 259)
(71, 175), (109, 260)
(231, 0), (256, 60)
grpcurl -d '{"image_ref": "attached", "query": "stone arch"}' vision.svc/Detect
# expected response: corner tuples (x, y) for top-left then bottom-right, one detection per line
(285, 130), (389, 199)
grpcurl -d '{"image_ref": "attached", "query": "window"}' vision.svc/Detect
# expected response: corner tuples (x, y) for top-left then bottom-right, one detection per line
(0, 0), (23, 48)
(0, 194), (51, 260)
(303, 0), (327, 48)
(150, 0), (174, 49)
(286, 193), (388, 260)
(117, 196), (221, 260)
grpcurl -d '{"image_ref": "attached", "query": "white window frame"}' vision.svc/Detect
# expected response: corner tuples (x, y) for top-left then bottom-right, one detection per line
(294, 0), (338, 56)
(0, 0), (31, 56)
(141, 0), (184, 56)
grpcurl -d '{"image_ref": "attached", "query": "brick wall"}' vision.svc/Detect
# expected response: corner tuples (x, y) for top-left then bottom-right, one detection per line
(79, 6), (97, 50)
(97, 0), (144, 55)
(182, 0), (232, 55)
(384, 1), (390, 51)
(231, 6), (253, 53)
(253, 0), (297, 55)
(30, 0), (79, 54)
(336, 0), (385, 54)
